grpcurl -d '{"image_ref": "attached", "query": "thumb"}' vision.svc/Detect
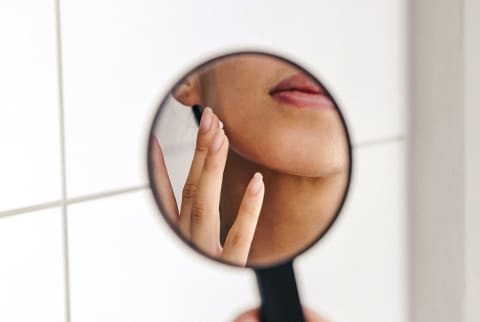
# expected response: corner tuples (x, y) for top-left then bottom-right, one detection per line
(150, 135), (179, 222)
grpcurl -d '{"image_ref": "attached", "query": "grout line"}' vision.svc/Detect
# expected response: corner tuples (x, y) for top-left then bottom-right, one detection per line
(0, 185), (150, 219)
(54, 0), (70, 321)
(0, 135), (404, 217)
(0, 201), (63, 219)
(67, 184), (149, 205)
(162, 136), (407, 153)
(162, 135), (407, 153)
(353, 135), (406, 149)
(0, 136), (405, 220)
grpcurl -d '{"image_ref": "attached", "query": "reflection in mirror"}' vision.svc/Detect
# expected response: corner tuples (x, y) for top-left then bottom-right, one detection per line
(148, 52), (351, 267)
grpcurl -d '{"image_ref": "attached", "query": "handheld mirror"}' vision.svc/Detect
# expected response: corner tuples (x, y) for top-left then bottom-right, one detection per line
(147, 51), (352, 322)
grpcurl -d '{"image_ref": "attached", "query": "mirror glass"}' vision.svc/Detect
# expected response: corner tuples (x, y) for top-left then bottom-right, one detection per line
(148, 52), (351, 268)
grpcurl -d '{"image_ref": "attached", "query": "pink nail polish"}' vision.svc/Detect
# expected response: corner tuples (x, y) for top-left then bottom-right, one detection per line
(209, 129), (225, 152)
(199, 107), (213, 133)
(249, 173), (263, 195)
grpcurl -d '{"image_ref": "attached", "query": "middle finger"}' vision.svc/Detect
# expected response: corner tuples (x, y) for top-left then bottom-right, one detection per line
(190, 127), (229, 256)
(178, 107), (220, 237)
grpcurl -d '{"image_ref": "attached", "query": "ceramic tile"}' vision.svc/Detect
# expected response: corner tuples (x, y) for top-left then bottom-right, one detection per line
(0, 208), (65, 322)
(61, 0), (406, 197)
(67, 190), (257, 322)
(296, 141), (407, 322)
(0, 0), (61, 212)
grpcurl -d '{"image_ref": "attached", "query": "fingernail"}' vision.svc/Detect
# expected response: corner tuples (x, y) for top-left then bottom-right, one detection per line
(199, 107), (213, 133)
(209, 128), (225, 152)
(249, 172), (263, 195)
(218, 120), (224, 129)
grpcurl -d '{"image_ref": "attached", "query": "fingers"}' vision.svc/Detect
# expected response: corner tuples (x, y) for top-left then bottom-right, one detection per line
(304, 308), (330, 322)
(178, 107), (219, 237)
(176, 107), (264, 265)
(222, 173), (264, 266)
(232, 308), (260, 322)
(150, 135), (179, 223)
(190, 127), (229, 256)
(232, 307), (329, 322)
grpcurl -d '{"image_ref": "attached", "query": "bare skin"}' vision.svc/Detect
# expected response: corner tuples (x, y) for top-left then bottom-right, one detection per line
(233, 307), (329, 322)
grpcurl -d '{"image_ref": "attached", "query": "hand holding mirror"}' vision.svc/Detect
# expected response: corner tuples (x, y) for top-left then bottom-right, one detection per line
(147, 51), (352, 322)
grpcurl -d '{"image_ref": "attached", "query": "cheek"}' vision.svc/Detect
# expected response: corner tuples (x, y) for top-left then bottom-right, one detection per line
(225, 115), (349, 177)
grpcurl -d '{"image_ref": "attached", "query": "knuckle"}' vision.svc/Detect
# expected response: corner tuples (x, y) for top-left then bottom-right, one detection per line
(203, 158), (223, 173)
(228, 230), (247, 248)
(182, 183), (197, 199)
(195, 144), (208, 154)
(190, 201), (206, 225)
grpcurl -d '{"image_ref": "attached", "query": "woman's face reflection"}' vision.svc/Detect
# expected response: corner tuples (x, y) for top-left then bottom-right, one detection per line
(175, 54), (348, 177)
(153, 53), (350, 266)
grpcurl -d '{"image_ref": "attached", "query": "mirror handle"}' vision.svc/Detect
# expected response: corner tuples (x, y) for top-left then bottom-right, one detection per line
(255, 260), (306, 322)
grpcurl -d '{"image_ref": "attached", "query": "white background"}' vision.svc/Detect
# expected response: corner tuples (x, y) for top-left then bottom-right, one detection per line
(0, 0), (475, 322)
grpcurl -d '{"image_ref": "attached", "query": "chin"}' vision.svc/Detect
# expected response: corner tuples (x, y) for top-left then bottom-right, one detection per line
(257, 154), (343, 178)
(230, 136), (348, 177)
(274, 161), (337, 178)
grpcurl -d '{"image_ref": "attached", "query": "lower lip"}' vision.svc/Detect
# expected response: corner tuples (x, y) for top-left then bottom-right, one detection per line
(270, 90), (335, 110)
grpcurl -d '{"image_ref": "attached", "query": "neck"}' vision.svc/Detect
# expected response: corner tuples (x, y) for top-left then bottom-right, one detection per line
(220, 150), (347, 266)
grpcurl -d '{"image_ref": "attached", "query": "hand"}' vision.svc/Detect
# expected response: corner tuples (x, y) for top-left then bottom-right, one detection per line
(150, 107), (265, 266)
(233, 307), (329, 322)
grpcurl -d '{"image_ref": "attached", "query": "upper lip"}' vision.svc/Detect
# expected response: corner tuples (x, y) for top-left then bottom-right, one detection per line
(269, 73), (324, 95)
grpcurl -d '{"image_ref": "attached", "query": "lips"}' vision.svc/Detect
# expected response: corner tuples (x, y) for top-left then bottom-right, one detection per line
(269, 73), (334, 110)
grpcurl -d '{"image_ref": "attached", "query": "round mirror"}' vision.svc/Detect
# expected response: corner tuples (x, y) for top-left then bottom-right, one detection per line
(147, 51), (352, 268)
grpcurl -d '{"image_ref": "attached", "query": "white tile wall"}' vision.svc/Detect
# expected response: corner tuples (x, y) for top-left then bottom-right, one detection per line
(59, 0), (406, 198)
(297, 142), (407, 322)
(0, 1), (409, 322)
(67, 191), (258, 322)
(0, 208), (65, 322)
(0, 0), (62, 212)
(66, 142), (406, 322)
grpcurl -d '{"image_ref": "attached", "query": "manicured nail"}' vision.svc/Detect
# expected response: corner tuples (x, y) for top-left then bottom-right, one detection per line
(218, 120), (224, 129)
(199, 107), (213, 133)
(209, 128), (225, 152)
(249, 172), (263, 195)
